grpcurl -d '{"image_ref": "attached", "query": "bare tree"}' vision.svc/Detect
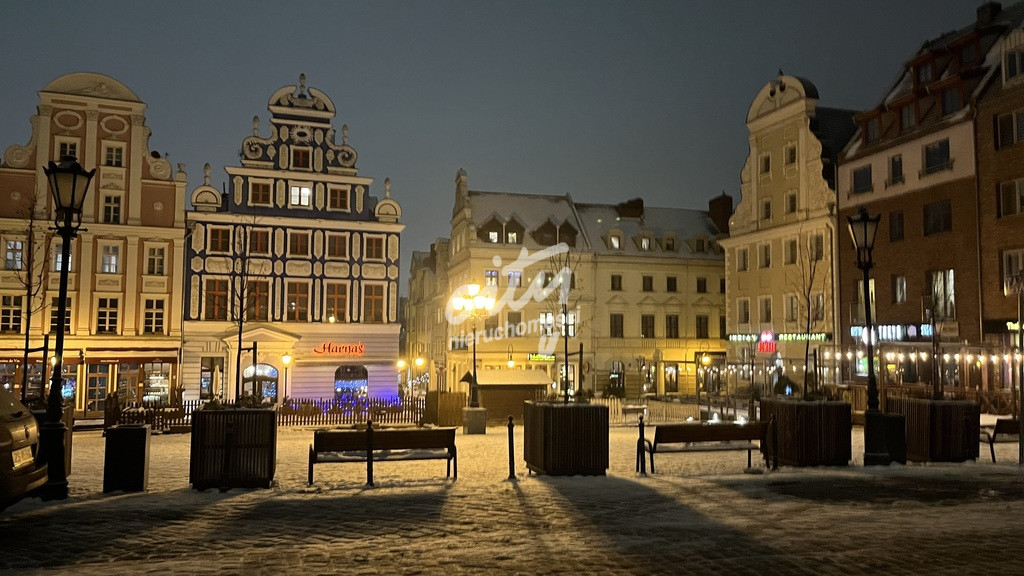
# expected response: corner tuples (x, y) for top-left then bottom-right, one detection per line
(538, 245), (591, 401)
(4, 193), (55, 401)
(226, 212), (271, 399)
(786, 228), (829, 396)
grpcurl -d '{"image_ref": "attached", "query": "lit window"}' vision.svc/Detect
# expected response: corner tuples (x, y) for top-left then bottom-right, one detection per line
(4, 241), (23, 270)
(488, 231), (499, 243)
(485, 270), (498, 286)
(289, 185), (311, 207)
(101, 245), (120, 274)
(640, 237), (651, 251)
(892, 275), (907, 304)
(507, 271), (521, 287)
(610, 235), (621, 249)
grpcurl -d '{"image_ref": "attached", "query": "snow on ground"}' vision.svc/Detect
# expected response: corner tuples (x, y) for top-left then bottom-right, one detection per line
(2, 420), (1023, 575)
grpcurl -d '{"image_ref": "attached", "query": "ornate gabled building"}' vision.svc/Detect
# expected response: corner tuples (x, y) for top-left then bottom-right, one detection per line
(182, 75), (403, 402)
(408, 169), (727, 416)
(0, 73), (187, 419)
(838, 1), (1024, 391)
(721, 73), (856, 392)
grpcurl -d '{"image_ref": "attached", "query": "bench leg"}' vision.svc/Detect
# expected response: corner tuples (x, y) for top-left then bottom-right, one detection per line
(649, 452), (655, 475)
(308, 446), (314, 486)
(990, 439), (997, 463)
(747, 449), (752, 469)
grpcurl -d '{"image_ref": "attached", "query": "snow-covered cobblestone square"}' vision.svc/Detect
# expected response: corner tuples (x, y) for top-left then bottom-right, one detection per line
(3, 424), (1023, 575)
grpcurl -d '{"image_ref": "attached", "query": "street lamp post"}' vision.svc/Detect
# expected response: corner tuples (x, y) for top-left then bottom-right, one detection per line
(40, 155), (95, 500)
(847, 206), (889, 466)
(281, 353), (292, 402)
(451, 284), (494, 434)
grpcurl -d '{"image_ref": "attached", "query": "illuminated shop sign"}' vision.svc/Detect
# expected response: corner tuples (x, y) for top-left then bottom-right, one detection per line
(728, 332), (833, 343)
(757, 331), (776, 354)
(527, 353), (556, 362)
(850, 324), (933, 342)
(313, 341), (366, 356)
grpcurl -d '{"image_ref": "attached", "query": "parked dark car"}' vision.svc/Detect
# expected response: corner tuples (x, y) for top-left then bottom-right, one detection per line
(1, 387), (48, 510)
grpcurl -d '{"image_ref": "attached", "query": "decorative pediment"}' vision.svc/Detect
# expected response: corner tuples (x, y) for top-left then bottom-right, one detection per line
(218, 323), (303, 344)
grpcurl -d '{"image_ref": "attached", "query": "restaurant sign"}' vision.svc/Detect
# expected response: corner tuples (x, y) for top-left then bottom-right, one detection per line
(312, 341), (366, 356)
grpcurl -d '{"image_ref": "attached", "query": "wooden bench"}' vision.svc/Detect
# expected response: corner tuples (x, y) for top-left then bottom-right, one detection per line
(636, 416), (778, 474)
(981, 418), (1020, 463)
(308, 422), (457, 486)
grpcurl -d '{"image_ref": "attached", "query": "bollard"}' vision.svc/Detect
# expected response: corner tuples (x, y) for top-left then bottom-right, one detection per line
(637, 415), (647, 475)
(366, 420), (375, 487)
(507, 416), (516, 480)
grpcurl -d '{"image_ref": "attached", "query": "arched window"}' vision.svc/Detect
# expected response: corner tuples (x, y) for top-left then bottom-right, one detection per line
(334, 365), (368, 402)
(242, 363), (279, 401)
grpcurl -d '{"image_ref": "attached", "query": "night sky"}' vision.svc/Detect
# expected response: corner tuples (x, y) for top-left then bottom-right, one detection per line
(0, 1), (989, 290)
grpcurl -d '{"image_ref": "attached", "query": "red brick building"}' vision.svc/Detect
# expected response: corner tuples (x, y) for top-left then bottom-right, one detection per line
(837, 2), (1024, 391)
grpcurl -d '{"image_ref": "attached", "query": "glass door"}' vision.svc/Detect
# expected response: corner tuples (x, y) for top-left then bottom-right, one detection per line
(84, 363), (109, 419)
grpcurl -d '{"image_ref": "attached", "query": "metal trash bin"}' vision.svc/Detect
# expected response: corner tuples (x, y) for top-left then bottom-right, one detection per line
(882, 413), (907, 465)
(103, 424), (150, 492)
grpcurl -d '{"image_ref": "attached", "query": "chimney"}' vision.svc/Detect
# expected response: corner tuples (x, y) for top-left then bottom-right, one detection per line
(708, 193), (733, 234)
(977, 2), (1001, 26)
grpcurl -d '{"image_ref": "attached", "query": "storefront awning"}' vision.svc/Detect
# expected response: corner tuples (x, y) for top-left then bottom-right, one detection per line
(476, 368), (554, 387)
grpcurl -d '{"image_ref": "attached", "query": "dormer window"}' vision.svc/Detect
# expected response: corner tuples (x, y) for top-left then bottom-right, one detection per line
(610, 235), (621, 249)
(507, 231), (518, 243)
(640, 237), (651, 251)
(488, 231), (499, 243)
(1006, 49), (1024, 81)
(865, 117), (880, 143)
(664, 237), (675, 251)
(961, 43), (978, 67)
(695, 238), (706, 253)
(916, 64), (932, 85)
(900, 105), (915, 132)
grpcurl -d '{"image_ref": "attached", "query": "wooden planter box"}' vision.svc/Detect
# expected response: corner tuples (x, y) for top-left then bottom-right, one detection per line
(189, 409), (277, 490)
(883, 398), (979, 462)
(759, 399), (851, 467)
(523, 401), (609, 476)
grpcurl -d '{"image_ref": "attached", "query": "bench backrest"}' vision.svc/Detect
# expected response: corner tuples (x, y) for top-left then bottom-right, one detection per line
(653, 422), (767, 446)
(994, 418), (1021, 436)
(313, 427), (456, 452)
